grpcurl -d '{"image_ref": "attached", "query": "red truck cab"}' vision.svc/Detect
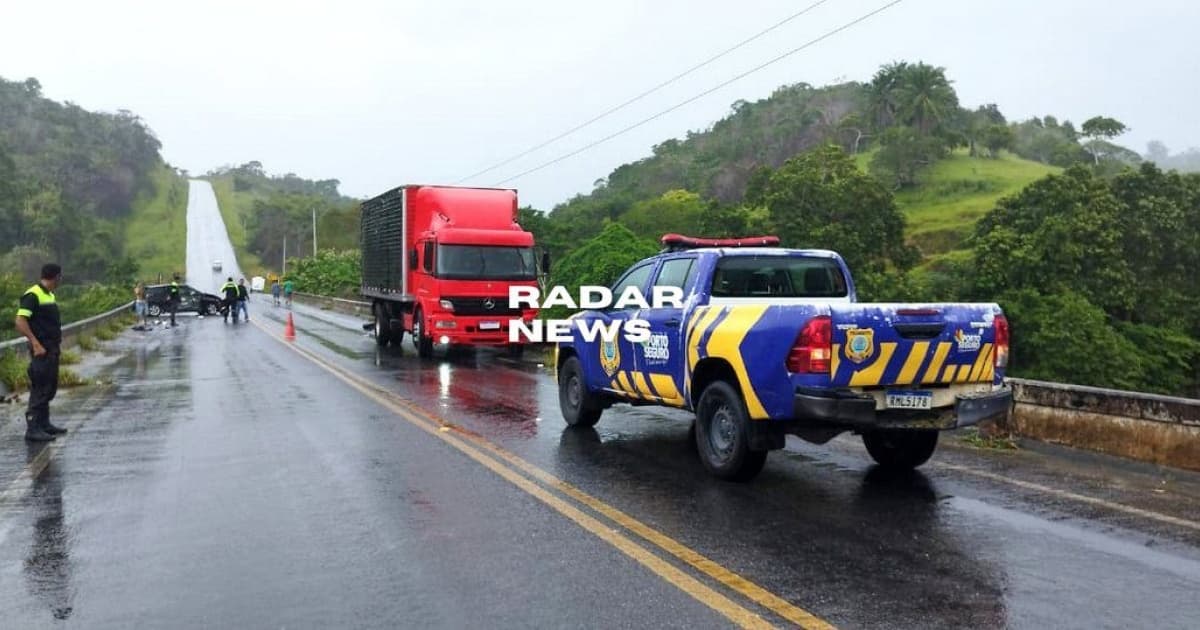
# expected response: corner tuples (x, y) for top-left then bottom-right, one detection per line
(361, 185), (539, 358)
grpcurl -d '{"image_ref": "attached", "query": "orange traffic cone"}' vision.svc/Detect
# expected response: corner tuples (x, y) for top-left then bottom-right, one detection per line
(284, 313), (296, 341)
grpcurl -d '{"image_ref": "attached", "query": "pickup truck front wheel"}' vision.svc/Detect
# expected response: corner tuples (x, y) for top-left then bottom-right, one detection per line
(695, 381), (767, 482)
(558, 356), (601, 427)
(862, 429), (938, 469)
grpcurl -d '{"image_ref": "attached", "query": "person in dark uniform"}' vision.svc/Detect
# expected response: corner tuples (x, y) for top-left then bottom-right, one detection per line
(235, 278), (250, 322)
(220, 277), (239, 323)
(168, 274), (182, 327)
(14, 264), (66, 442)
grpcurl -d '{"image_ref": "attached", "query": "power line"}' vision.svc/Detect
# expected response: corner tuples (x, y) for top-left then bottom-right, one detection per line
(453, 0), (831, 185)
(492, 0), (905, 187)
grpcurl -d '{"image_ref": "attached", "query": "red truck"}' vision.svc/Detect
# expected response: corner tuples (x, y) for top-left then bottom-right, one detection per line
(361, 185), (539, 358)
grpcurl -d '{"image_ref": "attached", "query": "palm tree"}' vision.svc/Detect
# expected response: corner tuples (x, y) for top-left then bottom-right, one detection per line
(894, 63), (958, 136)
(866, 61), (908, 130)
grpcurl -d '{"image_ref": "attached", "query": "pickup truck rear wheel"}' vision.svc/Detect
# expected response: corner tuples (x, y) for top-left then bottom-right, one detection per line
(558, 356), (601, 427)
(862, 429), (938, 469)
(695, 380), (767, 482)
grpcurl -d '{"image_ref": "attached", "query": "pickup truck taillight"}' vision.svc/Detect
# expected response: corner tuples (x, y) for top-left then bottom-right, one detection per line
(787, 316), (832, 373)
(994, 314), (1009, 369)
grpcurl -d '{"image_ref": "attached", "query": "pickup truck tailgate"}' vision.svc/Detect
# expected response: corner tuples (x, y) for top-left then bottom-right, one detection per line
(829, 303), (1001, 388)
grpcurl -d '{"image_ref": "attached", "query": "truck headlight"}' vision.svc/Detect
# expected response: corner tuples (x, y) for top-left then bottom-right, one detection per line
(439, 299), (454, 311)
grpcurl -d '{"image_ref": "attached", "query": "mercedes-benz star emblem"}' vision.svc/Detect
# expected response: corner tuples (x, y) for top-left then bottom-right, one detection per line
(482, 298), (495, 310)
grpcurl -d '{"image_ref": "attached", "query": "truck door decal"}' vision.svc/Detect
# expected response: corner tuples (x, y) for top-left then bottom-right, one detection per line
(699, 304), (770, 419)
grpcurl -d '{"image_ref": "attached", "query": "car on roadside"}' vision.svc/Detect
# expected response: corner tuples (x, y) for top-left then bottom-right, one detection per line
(145, 283), (226, 317)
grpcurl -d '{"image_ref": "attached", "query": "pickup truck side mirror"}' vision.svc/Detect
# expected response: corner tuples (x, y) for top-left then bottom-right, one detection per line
(541, 251), (551, 275)
(409, 249), (418, 269)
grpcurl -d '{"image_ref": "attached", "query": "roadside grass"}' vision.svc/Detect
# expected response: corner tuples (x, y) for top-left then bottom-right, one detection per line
(94, 326), (118, 341)
(125, 163), (189, 283)
(0, 350), (27, 390)
(77, 334), (100, 352)
(0, 350), (85, 390)
(960, 426), (1019, 450)
(207, 176), (267, 276)
(59, 349), (82, 366)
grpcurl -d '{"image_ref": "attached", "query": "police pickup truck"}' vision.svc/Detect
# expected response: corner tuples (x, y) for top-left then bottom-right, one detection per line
(556, 234), (1012, 481)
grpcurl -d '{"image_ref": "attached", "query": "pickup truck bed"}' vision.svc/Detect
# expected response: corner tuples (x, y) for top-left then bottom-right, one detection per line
(557, 239), (1012, 481)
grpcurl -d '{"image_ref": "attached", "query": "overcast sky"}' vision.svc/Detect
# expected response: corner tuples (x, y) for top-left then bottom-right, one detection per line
(3, 0), (1198, 209)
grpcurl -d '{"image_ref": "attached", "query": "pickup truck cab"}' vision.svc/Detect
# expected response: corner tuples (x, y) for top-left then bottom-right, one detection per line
(556, 234), (1012, 481)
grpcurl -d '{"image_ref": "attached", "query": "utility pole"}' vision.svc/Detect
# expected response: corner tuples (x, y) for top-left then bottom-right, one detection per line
(312, 207), (317, 257)
(282, 235), (287, 276)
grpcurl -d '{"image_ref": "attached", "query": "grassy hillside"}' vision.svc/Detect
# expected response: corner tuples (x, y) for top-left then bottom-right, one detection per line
(854, 148), (1058, 257)
(897, 151), (1059, 256)
(208, 175), (267, 275)
(124, 163), (188, 281)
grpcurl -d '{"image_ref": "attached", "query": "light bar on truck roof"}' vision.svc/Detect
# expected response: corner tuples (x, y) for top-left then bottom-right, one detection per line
(660, 233), (781, 252)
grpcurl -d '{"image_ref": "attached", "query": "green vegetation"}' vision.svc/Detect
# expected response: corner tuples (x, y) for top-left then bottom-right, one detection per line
(0, 350), (85, 391)
(545, 223), (659, 319)
(77, 334), (100, 352)
(286, 249), (361, 298)
(0, 76), (166, 282)
(961, 427), (1018, 450)
(203, 162), (358, 277)
(125, 162), (189, 281)
(896, 151), (1059, 256)
(209, 176), (266, 275)
(59, 349), (81, 366)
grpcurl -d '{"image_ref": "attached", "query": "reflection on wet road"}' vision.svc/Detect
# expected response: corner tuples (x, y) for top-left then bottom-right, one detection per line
(0, 304), (1199, 627)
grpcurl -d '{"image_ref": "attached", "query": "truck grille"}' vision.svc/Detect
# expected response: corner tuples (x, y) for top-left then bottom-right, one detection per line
(444, 297), (523, 316)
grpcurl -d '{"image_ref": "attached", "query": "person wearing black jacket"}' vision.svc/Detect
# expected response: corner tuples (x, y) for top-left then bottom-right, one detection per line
(220, 277), (239, 323)
(167, 274), (182, 327)
(235, 278), (250, 322)
(15, 264), (66, 442)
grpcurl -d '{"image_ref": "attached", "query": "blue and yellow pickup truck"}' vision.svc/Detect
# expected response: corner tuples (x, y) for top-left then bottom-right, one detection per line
(556, 235), (1012, 481)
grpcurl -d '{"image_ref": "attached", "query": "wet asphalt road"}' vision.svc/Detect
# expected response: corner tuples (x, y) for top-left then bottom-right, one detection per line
(1, 182), (1199, 628)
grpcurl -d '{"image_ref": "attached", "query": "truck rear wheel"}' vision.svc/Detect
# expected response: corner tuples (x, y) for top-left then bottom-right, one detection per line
(558, 356), (601, 427)
(862, 429), (938, 469)
(695, 380), (767, 482)
(412, 308), (434, 358)
(374, 303), (391, 347)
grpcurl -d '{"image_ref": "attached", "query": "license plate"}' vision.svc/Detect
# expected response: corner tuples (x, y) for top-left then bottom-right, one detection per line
(885, 390), (933, 410)
(479, 321), (501, 330)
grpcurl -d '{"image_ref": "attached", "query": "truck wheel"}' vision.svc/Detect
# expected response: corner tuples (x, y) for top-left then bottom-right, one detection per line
(694, 380), (767, 482)
(412, 309), (434, 358)
(862, 429), (938, 469)
(558, 356), (601, 427)
(374, 304), (391, 347)
(148, 304), (161, 317)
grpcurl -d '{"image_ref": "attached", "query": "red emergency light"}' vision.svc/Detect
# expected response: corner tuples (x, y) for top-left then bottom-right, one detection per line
(660, 233), (781, 252)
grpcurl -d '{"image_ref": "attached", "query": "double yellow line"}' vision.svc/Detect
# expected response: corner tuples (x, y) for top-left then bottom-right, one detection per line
(252, 319), (833, 629)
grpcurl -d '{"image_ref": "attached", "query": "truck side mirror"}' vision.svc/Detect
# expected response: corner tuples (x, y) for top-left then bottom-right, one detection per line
(409, 249), (418, 269)
(541, 252), (551, 275)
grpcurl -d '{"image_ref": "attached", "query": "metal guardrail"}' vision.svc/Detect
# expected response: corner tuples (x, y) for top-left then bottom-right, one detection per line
(0, 301), (135, 358)
(291, 292), (371, 316)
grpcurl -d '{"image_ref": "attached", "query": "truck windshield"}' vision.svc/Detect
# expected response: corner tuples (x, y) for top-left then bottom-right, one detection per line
(711, 256), (848, 298)
(436, 245), (536, 280)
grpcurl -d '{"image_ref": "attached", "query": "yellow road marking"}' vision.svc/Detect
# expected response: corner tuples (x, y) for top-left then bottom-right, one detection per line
(252, 318), (834, 629)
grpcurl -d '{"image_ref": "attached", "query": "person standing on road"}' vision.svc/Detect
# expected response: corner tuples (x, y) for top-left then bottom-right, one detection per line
(167, 274), (182, 327)
(134, 281), (148, 329)
(14, 264), (67, 442)
(283, 278), (294, 308)
(271, 279), (281, 306)
(220, 277), (239, 323)
(236, 278), (250, 322)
